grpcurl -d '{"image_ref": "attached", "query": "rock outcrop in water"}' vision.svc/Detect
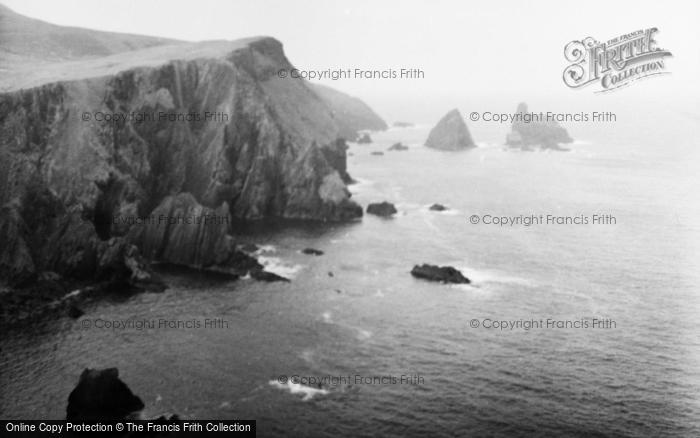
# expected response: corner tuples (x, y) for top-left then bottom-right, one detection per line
(302, 248), (324, 256)
(411, 264), (470, 284)
(357, 133), (373, 144)
(425, 109), (475, 150)
(366, 202), (397, 217)
(506, 102), (573, 150)
(429, 203), (448, 211)
(388, 142), (409, 151)
(0, 6), (384, 289)
(67, 368), (145, 422)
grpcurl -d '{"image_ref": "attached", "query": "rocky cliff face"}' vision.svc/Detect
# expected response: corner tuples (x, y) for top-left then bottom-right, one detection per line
(506, 102), (573, 150)
(424, 109), (475, 150)
(0, 8), (382, 286)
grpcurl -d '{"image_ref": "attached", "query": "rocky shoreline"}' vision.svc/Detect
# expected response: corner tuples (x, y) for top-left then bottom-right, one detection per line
(0, 9), (388, 327)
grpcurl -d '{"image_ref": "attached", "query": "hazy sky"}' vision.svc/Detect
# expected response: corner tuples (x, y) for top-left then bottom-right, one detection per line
(2, 0), (698, 121)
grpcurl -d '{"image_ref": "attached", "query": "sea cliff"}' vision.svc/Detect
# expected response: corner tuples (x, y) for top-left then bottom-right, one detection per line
(0, 10), (383, 291)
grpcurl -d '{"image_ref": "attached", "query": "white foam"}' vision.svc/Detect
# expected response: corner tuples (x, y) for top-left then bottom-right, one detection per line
(451, 263), (532, 286)
(254, 245), (277, 254)
(476, 141), (500, 149)
(396, 201), (420, 210)
(450, 283), (480, 292)
(348, 177), (374, 194)
(269, 380), (329, 401)
(299, 349), (315, 364)
(356, 329), (372, 340)
(63, 289), (83, 299)
(257, 255), (302, 279)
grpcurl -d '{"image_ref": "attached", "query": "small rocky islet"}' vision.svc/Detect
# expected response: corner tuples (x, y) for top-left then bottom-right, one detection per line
(425, 109), (476, 151)
(366, 202), (398, 217)
(411, 264), (471, 284)
(505, 102), (573, 151)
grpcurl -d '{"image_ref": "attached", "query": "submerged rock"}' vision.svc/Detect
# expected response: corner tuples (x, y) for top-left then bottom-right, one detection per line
(366, 202), (398, 217)
(66, 368), (144, 421)
(388, 142), (409, 151)
(429, 204), (448, 211)
(506, 102), (573, 150)
(425, 109), (475, 150)
(411, 264), (470, 284)
(302, 248), (324, 256)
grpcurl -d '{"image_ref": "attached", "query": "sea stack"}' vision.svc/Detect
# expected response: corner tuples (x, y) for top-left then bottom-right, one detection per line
(425, 109), (475, 150)
(505, 102), (573, 150)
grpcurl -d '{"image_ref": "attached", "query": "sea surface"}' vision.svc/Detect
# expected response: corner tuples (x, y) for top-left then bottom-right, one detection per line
(1, 101), (699, 437)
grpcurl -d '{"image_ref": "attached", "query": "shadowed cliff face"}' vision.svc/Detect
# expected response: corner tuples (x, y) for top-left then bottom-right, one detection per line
(1, 38), (358, 220)
(0, 31), (378, 284)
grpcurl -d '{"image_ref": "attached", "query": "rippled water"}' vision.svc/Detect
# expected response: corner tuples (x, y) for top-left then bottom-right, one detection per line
(1, 103), (699, 437)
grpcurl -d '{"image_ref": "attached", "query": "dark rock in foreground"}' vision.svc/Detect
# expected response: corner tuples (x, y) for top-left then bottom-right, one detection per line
(506, 102), (573, 150)
(357, 133), (373, 144)
(425, 109), (475, 150)
(388, 142), (409, 151)
(302, 248), (324, 256)
(429, 204), (448, 211)
(67, 368), (144, 421)
(366, 202), (397, 217)
(67, 305), (84, 319)
(411, 264), (470, 284)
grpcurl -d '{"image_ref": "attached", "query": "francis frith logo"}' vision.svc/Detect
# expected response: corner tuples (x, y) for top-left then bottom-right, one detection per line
(563, 28), (672, 92)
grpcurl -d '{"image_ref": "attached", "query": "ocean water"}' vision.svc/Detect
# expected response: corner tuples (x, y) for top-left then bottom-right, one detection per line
(1, 102), (699, 437)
